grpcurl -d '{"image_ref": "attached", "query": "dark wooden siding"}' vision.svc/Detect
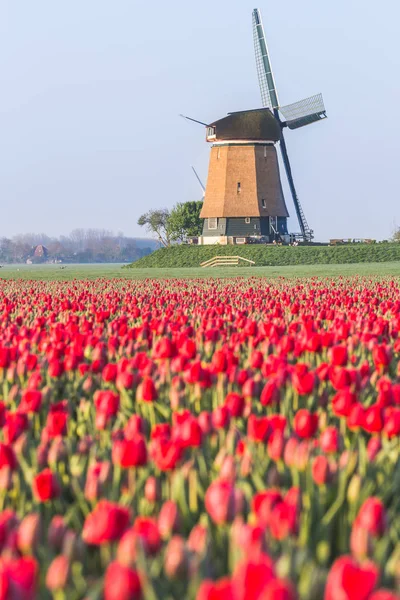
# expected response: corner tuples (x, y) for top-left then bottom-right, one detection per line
(202, 218), (227, 236)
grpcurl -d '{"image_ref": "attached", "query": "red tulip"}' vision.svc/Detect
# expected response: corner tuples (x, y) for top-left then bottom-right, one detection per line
(324, 556), (379, 600)
(104, 561), (142, 600)
(32, 469), (61, 502)
(112, 436), (147, 469)
(205, 479), (238, 525)
(293, 410), (318, 439)
(82, 501), (130, 545)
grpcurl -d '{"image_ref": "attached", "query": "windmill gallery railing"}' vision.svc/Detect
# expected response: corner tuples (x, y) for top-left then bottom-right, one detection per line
(200, 256), (256, 268)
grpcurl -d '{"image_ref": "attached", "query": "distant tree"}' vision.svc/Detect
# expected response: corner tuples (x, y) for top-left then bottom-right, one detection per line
(168, 201), (203, 242)
(391, 227), (400, 242)
(137, 209), (172, 247)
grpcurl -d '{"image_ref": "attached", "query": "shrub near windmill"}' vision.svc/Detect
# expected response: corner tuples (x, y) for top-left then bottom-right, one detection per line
(182, 8), (327, 246)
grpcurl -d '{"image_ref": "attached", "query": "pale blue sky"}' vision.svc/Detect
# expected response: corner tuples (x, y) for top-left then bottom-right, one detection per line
(1, 0), (399, 241)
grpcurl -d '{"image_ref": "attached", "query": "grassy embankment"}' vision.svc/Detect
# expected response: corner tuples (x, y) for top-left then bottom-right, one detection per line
(126, 243), (400, 269)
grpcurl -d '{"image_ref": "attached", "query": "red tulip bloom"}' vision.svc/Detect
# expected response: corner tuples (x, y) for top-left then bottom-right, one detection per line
(205, 479), (238, 525)
(151, 438), (183, 471)
(293, 410), (318, 439)
(82, 500), (130, 545)
(232, 553), (275, 600)
(112, 436), (148, 469)
(260, 380), (281, 407)
(252, 490), (283, 527)
(329, 345), (348, 367)
(4, 412), (29, 444)
(332, 390), (357, 418)
(248, 415), (271, 443)
(196, 578), (235, 600)
(225, 392), (245, 418)
(19, 390), (42, 414)
(44, 412), (68, 439)
(364, 405), (384, 434)
(0, 444), (16, 472)
(312, 456), (330, 485)
(324, 556), (379, 600)
(33, 469), (61, 502)
(319, 427), (340, 454)
(102, 363), (118, 382)
(137, 377), (158, 402)
(357, 497), (387, 537)
(132, 517), (161, 555)
(269, 501), (298, 540)
(104, 561), (142, 600)
(262, 578), (297, 600)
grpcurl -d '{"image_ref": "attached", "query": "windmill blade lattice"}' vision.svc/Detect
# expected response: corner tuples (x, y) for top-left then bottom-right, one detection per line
(279, 93), (327, 130)
(252, 9), (279, 110)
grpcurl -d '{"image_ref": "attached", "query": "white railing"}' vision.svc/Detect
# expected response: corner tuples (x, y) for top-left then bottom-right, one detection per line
(200, 256), (256, 268)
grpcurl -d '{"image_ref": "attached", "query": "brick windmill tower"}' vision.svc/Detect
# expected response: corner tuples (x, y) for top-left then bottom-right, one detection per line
(199, 108), (289, 243)
(182, 8), (327, 245)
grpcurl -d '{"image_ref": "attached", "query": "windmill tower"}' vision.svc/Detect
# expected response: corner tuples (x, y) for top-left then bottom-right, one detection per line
(199, 109), (289, 243)
(184, 8), (327, 245)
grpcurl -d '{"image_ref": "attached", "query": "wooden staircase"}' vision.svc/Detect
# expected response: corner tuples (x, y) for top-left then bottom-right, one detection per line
(200, 255), (256, 268)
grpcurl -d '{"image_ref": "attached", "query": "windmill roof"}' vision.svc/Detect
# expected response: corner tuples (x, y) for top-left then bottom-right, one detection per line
(209, 108), (280, 142)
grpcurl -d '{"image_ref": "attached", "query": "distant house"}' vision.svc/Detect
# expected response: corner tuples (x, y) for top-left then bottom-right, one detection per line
(26, 244), (49, 264)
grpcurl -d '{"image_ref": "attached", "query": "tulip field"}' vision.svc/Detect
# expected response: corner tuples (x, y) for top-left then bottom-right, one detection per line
(1, 275), (400, 599)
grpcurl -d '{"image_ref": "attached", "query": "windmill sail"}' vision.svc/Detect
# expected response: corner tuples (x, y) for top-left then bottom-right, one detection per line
(252, 9), (279, 110)
(279, 93), (327, 130)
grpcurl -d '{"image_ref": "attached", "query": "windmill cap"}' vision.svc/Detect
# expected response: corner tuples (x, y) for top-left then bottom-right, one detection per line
(208, 108), (280, 142)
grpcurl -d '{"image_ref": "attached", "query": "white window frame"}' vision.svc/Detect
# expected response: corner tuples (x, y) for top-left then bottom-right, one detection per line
(208, 218), (218, 230)
(245, 217), (251, 224)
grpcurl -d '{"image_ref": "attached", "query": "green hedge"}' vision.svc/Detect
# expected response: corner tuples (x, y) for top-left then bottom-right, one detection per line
(125, 244), (400, 269)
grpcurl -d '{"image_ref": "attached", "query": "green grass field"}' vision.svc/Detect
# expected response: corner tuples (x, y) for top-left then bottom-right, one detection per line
(1, 262), (400, 280)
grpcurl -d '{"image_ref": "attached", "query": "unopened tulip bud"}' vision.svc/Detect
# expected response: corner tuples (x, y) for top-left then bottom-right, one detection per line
(82, 377), (94, 394)
(77, 436), (93, 455)
(61, 530), (81, 561)
(144, 476), (160, 503)
(164, 536), (188, 579)
(158, 501), (180, 539)
(46, 555), (70, 591)
(187, 524), (208, 554)
(48, 439), (68, 465)
(2, 529), (19, 560)
(266, 465), (281, 488)
(240, 453), (252, 477)
(350, 523), (372, 559)
(84, 477), (100, 501)
(367, 437), (382, 462)
(117, 530), (141, 567)
(48, 516), (68, 552)
(220, 456), (236, 481)
(13, 433), (28, 455)
(0, 466), (13, 491)
(347, 474), (362, 504)
(17, 513), (41, 554)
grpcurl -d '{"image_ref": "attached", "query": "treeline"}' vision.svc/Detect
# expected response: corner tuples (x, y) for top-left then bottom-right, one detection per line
(0, 229), (158, 264)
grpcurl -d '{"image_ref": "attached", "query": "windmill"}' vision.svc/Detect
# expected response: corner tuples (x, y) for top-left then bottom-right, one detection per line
(252, 8), (327, 241)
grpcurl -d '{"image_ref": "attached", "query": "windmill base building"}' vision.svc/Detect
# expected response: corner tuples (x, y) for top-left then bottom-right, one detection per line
(199, 108), (290, 245)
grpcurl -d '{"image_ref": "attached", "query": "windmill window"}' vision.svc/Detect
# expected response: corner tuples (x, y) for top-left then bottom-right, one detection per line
(245, 217), (251, 224)
(261, 199), (266, 208)
(208, 218), (217, 230)
(207, 127), (216, 138)
(237, 182), (241, 193)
